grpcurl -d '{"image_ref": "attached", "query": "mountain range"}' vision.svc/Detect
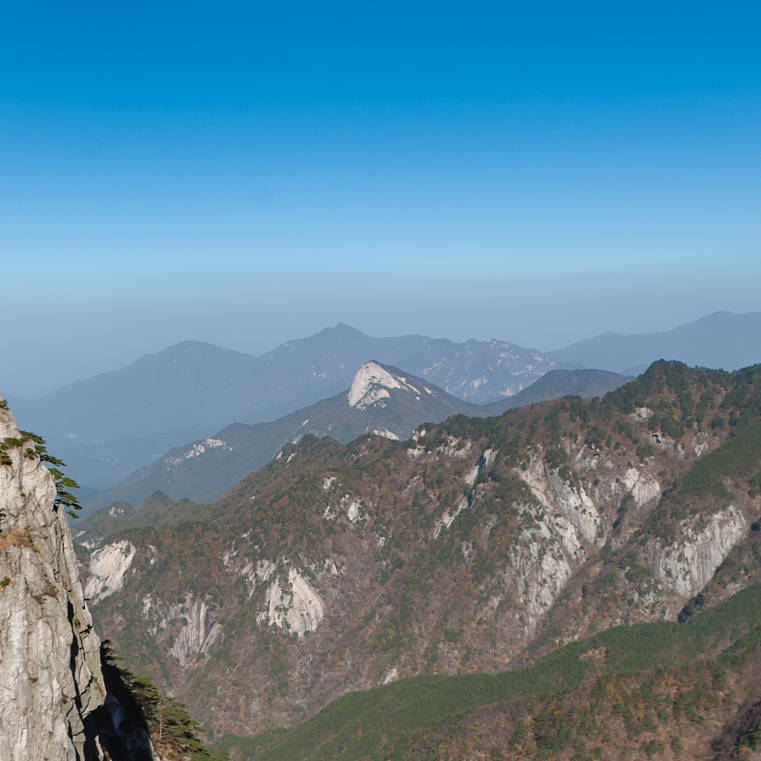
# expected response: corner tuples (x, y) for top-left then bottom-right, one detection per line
(7, 311), (761, 494)
(79, 364), (631, 512)
(80, 361), (482, 509)
(72, 360), (761, 759)
(7, 324), (558, 490)
(553, 310), (761, 374)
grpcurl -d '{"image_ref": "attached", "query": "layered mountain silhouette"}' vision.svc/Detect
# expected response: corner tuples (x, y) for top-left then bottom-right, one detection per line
(11, 311), (759, 494)
(552, 310), (761, 374)
(479, 368), (632, 414)
(80, 364), (632, 513)
(8, 324), (557, 489)
(83, 362), (484, 508)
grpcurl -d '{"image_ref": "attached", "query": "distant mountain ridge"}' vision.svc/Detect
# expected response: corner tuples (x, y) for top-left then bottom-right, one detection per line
(8, 324), (557, 490)
(552, 310), (761, 374)
(10, 310), (759, 492)
(82, 361), (486, 509)
(479, 368), (632, 414)
(79, 365), (633, 513)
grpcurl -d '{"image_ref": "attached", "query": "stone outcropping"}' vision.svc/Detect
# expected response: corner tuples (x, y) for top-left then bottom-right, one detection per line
(257, 567), (326, 637)
(169, 598), (223, 666)
(0, 395), (108, 760)
(0, 394), (155, 760)
(648, 505), (748, 598)
(84, 540), (136, 604)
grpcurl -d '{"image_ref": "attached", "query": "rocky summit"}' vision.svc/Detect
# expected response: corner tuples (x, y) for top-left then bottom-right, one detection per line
(74, 361), (761, 758)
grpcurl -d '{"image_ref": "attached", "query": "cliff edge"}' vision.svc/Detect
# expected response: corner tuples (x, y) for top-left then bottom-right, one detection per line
(0, 393), (106, 760)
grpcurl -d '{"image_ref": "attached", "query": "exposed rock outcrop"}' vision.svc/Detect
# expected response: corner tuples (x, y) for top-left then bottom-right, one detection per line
(169, 597), (223, 666)
(0, 394), (158, 760)
(258, 567), (326, 637)
(648, 504), (748, 598)
(0, 395), (106, 760)
(518, 454), (603, 545)
(84, 540), (136, 604)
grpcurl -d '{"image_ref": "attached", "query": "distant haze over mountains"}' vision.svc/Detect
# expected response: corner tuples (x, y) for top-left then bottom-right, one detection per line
(552, 311), (761, 375)
(83, 361), (484, 508)
(81, 364), (632, 512)
(4, 311), (760, 493)
(480, 368), (633, 415)
(7, 324), (557, 489)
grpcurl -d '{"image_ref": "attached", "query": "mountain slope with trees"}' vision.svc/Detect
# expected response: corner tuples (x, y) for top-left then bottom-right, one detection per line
(71, 361), (761, 755)
(216, 584), (761, 760)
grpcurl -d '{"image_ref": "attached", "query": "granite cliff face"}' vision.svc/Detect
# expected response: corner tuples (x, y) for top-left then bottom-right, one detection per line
(0, 396), (107, 760)
(0, 396), (163, 761)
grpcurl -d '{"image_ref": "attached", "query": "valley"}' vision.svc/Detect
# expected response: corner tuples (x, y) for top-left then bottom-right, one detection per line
(70, 360), (761, 759)
(5, 7), (760, 758)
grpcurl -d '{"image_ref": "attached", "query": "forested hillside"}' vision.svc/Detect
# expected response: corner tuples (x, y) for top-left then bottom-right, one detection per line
(75, 361), (761, 756)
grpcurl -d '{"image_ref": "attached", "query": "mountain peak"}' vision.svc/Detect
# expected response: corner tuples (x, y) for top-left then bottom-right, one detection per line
(321, 322), (369, 339)
(347, 361), (419, 409)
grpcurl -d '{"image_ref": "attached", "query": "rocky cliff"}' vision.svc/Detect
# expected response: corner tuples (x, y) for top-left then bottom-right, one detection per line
(0, 395), (163, 761)
(0, 395), (109, 760)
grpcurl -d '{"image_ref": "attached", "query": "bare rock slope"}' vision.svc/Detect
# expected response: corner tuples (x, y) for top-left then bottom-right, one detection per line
(0, 395), (109, 760)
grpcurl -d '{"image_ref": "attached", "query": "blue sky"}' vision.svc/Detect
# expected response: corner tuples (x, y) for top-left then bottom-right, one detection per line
(2, 1), (761, 396)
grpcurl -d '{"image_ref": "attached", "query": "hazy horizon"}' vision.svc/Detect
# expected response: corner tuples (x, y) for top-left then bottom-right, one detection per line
(3, 309), (760, 401)
(2, 2), (760, 397)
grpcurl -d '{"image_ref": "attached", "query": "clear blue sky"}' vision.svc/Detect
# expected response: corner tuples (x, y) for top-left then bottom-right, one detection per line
(2, 1), (760, 396)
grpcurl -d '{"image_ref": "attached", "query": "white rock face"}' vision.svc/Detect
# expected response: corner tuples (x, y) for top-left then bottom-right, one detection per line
(649, 505), (747, 597)
(439, 437), (472, 458)
(509, 454), (614, 630)
(631, 407), (654, 421)
(622, 468), (661, 507)
(372, 428), (400, 441)
(169, 598), (223, 667)
(84, 540), (136, 604)
(518, 456), (602, 545)
(435, 496), (469, 537)
(691, 433), (710, 458)
(257, 558), (277, 583)
(259, 568), (325, 637)
(346, 500), (363, 523)
(0, 396), (107, 760)
(525, 527), (574, 624)
(464, 448), (497, 486)
(167, 437), (232, 465)
(348, 361), (420, 409)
